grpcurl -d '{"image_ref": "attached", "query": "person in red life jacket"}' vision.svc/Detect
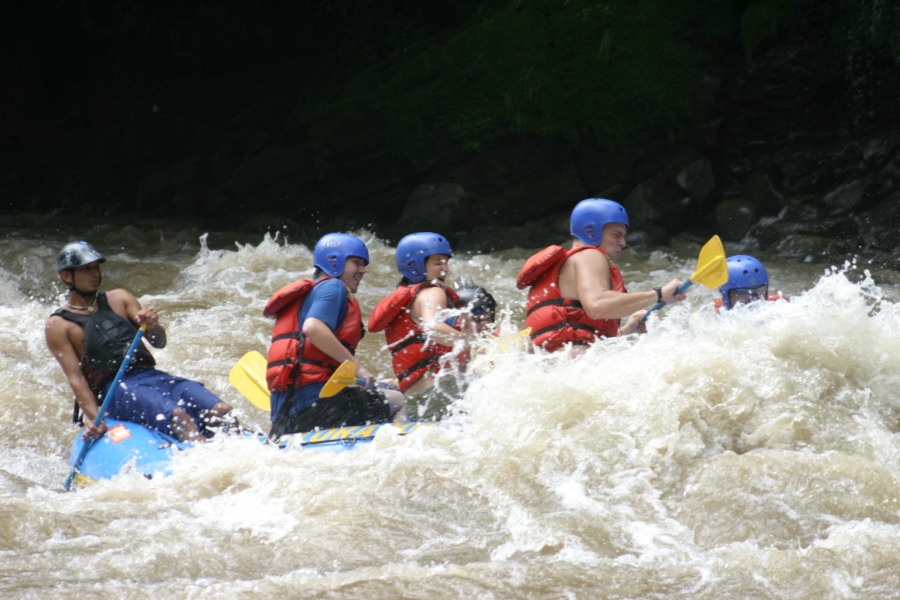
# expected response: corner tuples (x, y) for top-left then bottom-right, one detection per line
(715, 255), (788, 311)
(517, 198), (687, 354)
(265, 233), (406, 437)
(368, 232), (470, 417)
(46, 241), (237, 443)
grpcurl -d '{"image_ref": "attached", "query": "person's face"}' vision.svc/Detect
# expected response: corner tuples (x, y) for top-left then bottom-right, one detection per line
(424, 254), (450, 283)
(728, 284), (768, 307)
(469, 307), (495, 331)
(340, 256), (367, 293)
(63, 261), (102, 292)
(599, 223), (628, 259)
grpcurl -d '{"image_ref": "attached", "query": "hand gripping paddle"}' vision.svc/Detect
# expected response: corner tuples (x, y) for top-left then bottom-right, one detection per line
(641, 235), (728, 322)
(65, 325), (147, 490)
(229, 353), (394, 406)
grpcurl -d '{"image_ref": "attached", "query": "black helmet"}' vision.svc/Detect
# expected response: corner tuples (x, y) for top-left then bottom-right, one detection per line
(57, 241), (106, 272)
(456, 280), (496, 318)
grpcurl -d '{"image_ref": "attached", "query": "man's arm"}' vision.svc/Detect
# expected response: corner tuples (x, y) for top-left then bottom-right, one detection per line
(301, 317), (375, 381)
(45, 317), (105, 438)
(567, 250), (684, 320)
(107, 288), (167, 348)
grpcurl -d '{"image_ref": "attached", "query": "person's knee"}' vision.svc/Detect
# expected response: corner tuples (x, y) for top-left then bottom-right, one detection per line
(170, 407), (198, 433)
(385, 390), (404, 406)
(210, 401), (233, 416)
(203, 401), (239, 432)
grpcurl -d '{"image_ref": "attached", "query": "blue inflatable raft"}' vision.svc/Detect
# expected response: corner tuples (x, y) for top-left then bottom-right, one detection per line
(68, 418), (428, 488)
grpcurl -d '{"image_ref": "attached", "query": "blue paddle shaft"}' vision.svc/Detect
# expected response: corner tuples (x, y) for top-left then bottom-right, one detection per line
(640, 280), (695, 322)
(359, 379), (397, 391)
(64, 325), (147, 490)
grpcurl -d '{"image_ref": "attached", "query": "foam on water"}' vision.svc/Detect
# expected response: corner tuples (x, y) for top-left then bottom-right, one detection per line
(1, 226), (898, 598)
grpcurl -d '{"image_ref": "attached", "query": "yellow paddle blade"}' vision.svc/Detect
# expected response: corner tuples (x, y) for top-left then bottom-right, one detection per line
(689, 235), (729, 290)
(228, 351), (271, 412)
(319, 360), (359, 398)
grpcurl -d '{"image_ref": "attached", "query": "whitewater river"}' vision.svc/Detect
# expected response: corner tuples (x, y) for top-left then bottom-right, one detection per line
(1, 216), (898, 599)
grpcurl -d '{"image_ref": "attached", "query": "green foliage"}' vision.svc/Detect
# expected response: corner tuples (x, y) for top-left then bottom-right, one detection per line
(364, 0), (717, 162)
(830, 0), (900, 65)
(735, 0), (900, 64)
(738, 0), (794, 58)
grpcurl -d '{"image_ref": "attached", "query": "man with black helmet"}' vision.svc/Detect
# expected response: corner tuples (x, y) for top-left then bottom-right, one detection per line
(455, 280), (497, 333)
(46, 241), (236, 443)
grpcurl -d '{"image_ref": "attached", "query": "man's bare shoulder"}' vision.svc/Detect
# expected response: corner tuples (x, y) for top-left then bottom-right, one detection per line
(104, 288), (138, 314)
(104, 288), (135, 302)
(45, 312), (77, 345)
(565, 246), (610, 275)
(568, 246), (605, 263)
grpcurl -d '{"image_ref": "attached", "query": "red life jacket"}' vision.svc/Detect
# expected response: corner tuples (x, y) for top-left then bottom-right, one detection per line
(263, 278), (363, 391)
(368, 283), (463, 393)
(517, 245), (626, 352)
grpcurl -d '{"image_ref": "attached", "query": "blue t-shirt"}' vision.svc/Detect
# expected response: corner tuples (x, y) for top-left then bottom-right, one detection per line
(269, 278), (349, 420)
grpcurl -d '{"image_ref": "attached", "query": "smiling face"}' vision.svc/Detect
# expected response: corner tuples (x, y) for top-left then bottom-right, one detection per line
(424, 254), (450, 284)
(339, 256), (367, 293)
(599, 223), (628, 260)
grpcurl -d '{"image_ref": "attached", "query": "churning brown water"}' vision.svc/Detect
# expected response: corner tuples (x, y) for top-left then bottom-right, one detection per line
(1, 217), (898, 599)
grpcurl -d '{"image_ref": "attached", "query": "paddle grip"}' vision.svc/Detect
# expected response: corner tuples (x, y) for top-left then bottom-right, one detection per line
(640, 280), (695, 322)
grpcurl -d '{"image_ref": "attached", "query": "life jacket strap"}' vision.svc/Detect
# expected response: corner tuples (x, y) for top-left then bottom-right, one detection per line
(526, 297), (583, 317)
(529, 321), (598, 340)
(389, 333), (426, 355)
(272, 331), (303, 343)
(397, 355), (439, 382)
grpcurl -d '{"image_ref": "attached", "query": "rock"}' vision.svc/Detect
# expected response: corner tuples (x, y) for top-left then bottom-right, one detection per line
(822, 178), (870, 216)
(742, 173), (784, 216)
(771, 233), (855, 261)
(676, 159), (716, 202)
(858, 191), (900, 253)
(623, 173), (683, 226)
(391, 183), (479, 237)
(754, 216), (859, 251)
(715, 199), (757, 241)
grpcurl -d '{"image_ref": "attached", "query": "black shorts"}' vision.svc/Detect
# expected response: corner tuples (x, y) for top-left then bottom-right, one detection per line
(269, 387), (392, 438)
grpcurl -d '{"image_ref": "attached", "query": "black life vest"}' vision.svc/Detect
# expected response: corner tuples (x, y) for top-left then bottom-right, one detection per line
(51, 292), (156, 421)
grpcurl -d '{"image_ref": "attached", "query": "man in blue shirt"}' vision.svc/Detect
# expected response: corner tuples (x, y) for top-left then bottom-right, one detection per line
(264, 233), (406, 437)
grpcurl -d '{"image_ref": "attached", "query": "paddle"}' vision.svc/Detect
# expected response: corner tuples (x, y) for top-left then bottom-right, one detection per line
(228, 351), (271, 412)
(319, 360), (368, 398)
(64, 324), (147, 490)
(641, 235), (728, 322)
(229, 352), (395, 405)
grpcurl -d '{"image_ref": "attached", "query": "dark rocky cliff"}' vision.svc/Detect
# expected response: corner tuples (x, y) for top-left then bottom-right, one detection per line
(1, 1), (897, 266)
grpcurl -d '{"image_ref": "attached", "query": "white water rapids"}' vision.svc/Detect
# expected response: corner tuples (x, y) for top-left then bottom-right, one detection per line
(1, 218), (898, 599)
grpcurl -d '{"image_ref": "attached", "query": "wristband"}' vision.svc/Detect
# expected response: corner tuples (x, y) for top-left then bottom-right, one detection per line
(653, 287), (663, 303)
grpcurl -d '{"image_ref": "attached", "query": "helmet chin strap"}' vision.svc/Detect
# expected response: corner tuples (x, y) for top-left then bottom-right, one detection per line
(61, 269), (100, 299)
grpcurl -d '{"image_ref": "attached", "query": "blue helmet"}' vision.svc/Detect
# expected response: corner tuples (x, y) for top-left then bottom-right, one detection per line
(719, 255), (768, 309)
(57, 241), (106, 272)
(570, 198), (630, 246)
(395, 232), (453, 283)
(313, 233), (369, 277)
